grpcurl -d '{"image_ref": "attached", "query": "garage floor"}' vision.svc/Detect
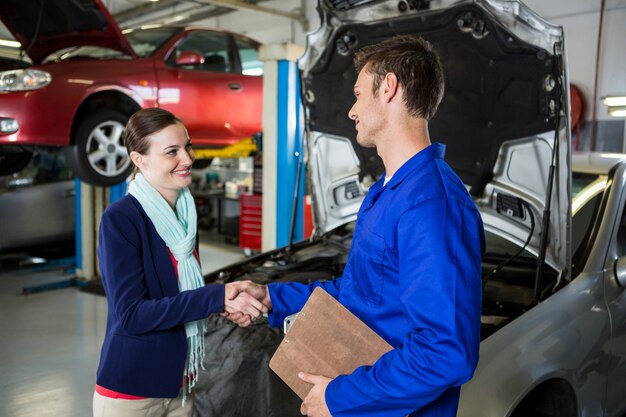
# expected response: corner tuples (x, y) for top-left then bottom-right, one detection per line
(0, 235), (245, 417)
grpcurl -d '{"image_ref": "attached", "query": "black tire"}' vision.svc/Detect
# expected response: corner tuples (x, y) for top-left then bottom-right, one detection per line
(0, 152), (32, 176)
(65, 109), (132, 186)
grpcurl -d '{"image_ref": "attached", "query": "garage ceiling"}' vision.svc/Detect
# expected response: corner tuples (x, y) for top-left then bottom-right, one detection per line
(0, 0), (308, 46)
(107, 0), (306, 29)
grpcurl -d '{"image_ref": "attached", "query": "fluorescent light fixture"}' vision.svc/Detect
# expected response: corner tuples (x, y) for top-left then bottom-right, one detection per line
(603, 96), (626, 117)
(243, 68), (264, 76)
(0, 39), (21, 48)
(608, 108), (626, 117)
(603, 96), (626, 107)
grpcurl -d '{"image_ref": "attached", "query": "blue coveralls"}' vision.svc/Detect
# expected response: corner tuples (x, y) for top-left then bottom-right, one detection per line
(268, 143), (485, 416)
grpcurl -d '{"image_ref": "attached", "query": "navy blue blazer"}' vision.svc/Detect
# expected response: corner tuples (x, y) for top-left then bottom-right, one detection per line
(95, 194), (224, 398)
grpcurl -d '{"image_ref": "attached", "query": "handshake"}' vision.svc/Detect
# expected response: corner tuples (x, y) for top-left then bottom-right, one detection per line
(222, 280), (272, 327)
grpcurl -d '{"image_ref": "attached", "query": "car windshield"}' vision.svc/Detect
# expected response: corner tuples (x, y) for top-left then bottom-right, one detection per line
(483, 170), (609, 274)
(572, 172), (606, 200)
(47, 46), (127, 62)
(125, 27), (180, 57)
(48, 27), (179, 62)
(0, 151), (73, 191)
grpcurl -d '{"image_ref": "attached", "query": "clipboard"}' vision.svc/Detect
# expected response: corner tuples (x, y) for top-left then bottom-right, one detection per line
(269, 287), (393, 399)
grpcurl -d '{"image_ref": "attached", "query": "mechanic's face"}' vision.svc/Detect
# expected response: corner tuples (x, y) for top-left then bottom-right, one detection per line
(132, 122), (194, 206)
(348, 66), (385, 148)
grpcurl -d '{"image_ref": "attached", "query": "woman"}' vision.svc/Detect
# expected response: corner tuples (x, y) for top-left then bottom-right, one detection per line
(93, 108), (266, 417)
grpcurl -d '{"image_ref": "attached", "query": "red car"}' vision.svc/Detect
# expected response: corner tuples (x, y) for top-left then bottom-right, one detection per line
(0, 0), (263, 185)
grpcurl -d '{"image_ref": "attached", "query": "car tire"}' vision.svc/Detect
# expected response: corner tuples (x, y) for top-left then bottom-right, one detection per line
(0, 152), (32, 176)
(65, 109), (132, 186)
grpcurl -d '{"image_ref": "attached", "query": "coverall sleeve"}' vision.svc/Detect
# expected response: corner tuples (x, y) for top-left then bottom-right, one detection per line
(325, 198), (484, 416)
(267, 279), (342, 328)
(98, 208), (225, 335)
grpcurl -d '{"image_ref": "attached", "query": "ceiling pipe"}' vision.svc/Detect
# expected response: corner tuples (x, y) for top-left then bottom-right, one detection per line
(202, 0), (308, 31)
(114, 0), (183, 24)
(118, 3), (224, 28)
(169, 7), (234, 25)
(114, 0), (295, 31)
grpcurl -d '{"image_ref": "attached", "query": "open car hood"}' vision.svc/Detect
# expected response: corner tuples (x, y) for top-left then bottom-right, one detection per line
(0, 0), (136, 64)
(302, 0), (571, 277)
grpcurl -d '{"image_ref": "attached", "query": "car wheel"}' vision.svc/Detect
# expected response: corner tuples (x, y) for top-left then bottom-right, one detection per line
(0, 152), (32, 176)
(65, 110), (132, 186)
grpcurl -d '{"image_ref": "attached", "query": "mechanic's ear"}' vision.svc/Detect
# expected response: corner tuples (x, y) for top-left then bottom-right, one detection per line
(382, 72), (399, 102)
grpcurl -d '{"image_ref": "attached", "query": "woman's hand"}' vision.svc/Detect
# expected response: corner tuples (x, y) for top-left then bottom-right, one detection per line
(222, 281), (271, 327)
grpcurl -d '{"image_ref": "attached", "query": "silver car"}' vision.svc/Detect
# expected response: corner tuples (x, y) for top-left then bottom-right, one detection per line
(458, 151), (626, 417)
(0, 151), (74, 253)
(200, 1), (626, 416)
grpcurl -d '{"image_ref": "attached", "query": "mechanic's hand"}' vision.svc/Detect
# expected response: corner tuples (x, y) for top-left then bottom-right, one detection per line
(223, 282), (268, 326)
(241, 280), (272, 308)
(222, 281), (271, 327)
(299, 372), (332, 417)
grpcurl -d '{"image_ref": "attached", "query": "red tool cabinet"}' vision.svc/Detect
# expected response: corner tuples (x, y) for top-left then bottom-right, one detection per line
(239, 193), (262, 252)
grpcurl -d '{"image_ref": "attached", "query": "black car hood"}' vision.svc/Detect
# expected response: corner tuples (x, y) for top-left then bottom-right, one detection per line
(301, 0), (571, 275)
(0, 0), (136, 64)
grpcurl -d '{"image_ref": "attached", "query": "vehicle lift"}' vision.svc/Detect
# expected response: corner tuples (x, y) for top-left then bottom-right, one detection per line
(65, 43), (307, 291)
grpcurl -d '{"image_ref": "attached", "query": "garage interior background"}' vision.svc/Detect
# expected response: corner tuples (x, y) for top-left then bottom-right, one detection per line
(0, 1), (625, 417)
(0, 0), (624, 150)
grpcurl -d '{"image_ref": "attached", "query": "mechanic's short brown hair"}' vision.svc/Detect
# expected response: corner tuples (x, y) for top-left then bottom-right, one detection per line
(124, 107), (183, 178)
(354, 35), (444, 120)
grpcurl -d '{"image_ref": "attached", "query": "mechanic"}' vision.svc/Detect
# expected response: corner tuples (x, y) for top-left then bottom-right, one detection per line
(93, 108), (267, 417)
(227, 35), (485, 417)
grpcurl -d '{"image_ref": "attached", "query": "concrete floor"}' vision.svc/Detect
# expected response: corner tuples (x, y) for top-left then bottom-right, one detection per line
(0, 234), (245, 417)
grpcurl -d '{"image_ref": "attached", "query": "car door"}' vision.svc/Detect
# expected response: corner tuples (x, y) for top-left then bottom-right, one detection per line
(0, 152), (74, 251)
(602, 163), (626, 416)
(155, 30), (262, 147)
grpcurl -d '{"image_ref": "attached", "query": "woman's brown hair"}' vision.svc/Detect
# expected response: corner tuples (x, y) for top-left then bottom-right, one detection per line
(124, 108), (182, 179)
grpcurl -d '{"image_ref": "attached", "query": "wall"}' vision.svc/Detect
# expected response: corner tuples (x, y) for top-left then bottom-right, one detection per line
(196, 0), (626, 152)
(511, 0), (626, 151)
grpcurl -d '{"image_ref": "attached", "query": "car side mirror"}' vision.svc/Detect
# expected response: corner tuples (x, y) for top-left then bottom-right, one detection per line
(614, 256), (626, 287)
(176, 51), (204, 66)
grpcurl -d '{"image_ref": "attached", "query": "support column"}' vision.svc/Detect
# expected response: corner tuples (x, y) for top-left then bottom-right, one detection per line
(75, 179), (126, 281)
(259, 43), (305, 251)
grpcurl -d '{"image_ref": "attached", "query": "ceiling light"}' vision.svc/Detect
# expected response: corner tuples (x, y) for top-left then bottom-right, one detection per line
(602, 96), (626, 117)
(608, 107), (626, 117)
(0, 39), (21, 48)
(603, 96), (626, 107)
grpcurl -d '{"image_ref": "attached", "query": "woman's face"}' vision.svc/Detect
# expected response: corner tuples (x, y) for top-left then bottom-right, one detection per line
(130, 122), (195, 206)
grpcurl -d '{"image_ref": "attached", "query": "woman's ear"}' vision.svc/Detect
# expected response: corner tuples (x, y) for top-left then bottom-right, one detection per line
(130, 151), (143, 168)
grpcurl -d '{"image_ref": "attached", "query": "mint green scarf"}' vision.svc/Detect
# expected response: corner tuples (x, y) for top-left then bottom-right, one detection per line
(128, 173), (205, 405)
